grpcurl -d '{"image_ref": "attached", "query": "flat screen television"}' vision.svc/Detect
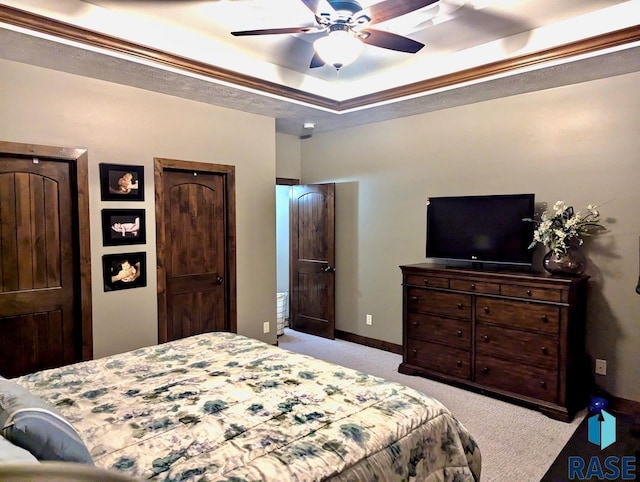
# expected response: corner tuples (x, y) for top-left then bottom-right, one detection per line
(425, 193), (535, 268)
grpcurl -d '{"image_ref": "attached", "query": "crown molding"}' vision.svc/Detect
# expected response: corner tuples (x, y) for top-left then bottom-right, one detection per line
(340, 25), (640, 110)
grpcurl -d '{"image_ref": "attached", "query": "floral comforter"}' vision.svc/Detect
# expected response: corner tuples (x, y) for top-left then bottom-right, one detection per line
(15, 332), (481, 481)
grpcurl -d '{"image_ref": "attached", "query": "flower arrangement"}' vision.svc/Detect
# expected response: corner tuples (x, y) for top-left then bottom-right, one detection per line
(525, 201), (606, 255)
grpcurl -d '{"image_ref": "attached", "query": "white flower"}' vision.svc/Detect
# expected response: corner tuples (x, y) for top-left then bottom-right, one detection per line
(526, 201), (606, 255)
(553, 200), (566, 212)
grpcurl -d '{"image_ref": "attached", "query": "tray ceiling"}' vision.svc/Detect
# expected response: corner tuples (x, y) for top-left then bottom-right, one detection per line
(0, 0), (639, 136)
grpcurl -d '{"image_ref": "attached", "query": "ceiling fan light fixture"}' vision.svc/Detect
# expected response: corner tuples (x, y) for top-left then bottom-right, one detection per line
(313, 25), (364, 70)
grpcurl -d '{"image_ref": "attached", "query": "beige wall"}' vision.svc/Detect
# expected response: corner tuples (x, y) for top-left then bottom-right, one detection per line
(300, 71), (640, 402)
(0, 58), (278, 357)
(275, 132), (301, 179)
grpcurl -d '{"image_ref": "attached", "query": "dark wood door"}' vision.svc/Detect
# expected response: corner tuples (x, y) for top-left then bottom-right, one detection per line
(0, 158), (79, 377)
(156, 159), (237, 343)
(290, 183), (335, 339)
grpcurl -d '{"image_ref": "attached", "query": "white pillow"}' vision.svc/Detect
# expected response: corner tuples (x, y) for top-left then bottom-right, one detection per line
(0, 435), (39, 464)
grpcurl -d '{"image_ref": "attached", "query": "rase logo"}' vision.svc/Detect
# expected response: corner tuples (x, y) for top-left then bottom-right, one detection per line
(568, 410), (636, 480)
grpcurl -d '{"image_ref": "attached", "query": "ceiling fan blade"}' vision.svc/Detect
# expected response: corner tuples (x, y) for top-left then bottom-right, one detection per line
(300, 0), (335, 16)
(366, 0), (439, 26)
(310, 52), (326, 68)
(231, 27), (318, 37)
(360, 29), (424, 53)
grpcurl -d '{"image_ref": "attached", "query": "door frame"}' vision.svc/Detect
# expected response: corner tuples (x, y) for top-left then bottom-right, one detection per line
(0, 141), (93, 360)
(154, 157), (237, 342)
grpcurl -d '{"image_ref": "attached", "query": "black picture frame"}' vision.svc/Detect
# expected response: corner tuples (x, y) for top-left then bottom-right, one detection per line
(102, 252), (147, 292)
(101, 209), (146, 246)
(99, 163), (144, 201)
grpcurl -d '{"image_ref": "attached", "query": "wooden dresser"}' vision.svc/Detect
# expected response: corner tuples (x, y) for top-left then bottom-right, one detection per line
(399, 263), (589, 421)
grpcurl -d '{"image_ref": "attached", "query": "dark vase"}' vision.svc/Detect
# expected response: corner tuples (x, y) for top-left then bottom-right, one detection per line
(543, 247), (586, 275)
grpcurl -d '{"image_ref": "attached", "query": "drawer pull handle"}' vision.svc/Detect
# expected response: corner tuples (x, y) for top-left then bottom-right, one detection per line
(482, 367), (489, 375)
(541, 315), (548, 322)
(412, 321), (418, 327)
(456, 360), (462, 368)
(411, 296), (419, 302)
(457, 302), (464, 309)
(457, 330), (463, 337)
(483, 306), (489, 314)
(541, 346), (548, 354)
(412, 349), (417, 355)
(540, 380), (547, 388)
(423, 279), (429, 284)
(483, 335), (489, 342)
(526, 290), (533, 296)
(470, 283), (476, 290)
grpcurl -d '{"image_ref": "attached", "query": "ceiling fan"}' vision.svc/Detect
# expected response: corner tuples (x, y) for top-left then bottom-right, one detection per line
(231, 0), (440, 70)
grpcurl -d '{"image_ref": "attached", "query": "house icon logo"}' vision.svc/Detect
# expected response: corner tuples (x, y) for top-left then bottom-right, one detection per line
(588, 409), (616, 450)
(569, 409), (636, 480)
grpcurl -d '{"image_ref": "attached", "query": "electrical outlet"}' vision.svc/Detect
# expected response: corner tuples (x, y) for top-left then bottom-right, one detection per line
(263, 321), (270, 334)
(366, 314), (373, 326)
(595, 359), (607, 375)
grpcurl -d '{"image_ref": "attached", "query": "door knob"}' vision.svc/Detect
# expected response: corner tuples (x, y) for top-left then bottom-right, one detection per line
(322, 266), (335, 273)
(216, 276), (224, 284)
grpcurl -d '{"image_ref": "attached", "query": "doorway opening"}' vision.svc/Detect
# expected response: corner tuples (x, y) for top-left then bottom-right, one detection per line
(277, 179), (336, 339)
(276, 178), (298, 336)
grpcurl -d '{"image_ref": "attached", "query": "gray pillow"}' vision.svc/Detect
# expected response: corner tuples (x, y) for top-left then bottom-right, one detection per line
(0, 435), (39, 464)
(0, 380), (93, 464)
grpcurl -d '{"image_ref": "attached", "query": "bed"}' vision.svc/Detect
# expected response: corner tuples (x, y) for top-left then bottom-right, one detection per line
(2, 332), (481, 481)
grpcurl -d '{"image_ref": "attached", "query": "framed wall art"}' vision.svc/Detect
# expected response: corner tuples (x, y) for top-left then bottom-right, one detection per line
(99, 163), (144, 201)
(101, 209), (146, 246)
(102, 251), (147, 292)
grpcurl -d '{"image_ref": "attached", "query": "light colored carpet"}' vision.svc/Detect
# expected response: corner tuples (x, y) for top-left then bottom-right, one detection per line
(278, 328), (585, 482)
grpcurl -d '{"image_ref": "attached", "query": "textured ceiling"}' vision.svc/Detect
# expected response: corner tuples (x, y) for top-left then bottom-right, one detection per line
(0, 0), (639, 136)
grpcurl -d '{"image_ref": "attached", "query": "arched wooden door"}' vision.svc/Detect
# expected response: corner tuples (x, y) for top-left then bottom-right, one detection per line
(290, 183), (336, 339)
(155, 158), (236, 343)
(0, 142), (92, 377)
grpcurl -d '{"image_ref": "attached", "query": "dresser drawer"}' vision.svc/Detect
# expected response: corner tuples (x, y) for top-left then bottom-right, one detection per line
(476, 297), (559, 333)
(500, 284), (562, 302)
(475, 354), (558, 403)
(407, 339), (471, 379)
(407, 313), (470, 349)
(407, 288), (471, 320)
(450, 279), (500, 295)
(476, 323), (559, 369)
(405, 274), (449, 289)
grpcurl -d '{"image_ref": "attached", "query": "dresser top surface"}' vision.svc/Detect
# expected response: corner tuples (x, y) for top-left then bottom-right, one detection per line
(400, 263), (589, 286)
